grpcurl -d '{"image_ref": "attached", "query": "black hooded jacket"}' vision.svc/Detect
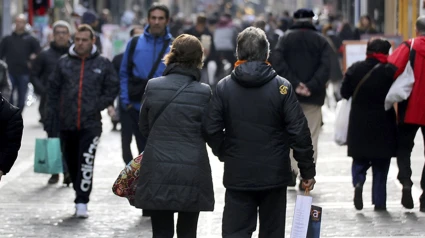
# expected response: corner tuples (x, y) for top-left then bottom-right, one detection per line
(203, 61), (315, 190)
(272, 21), (331, 106)
(45, 45), (119, 134)
(31, 42), (70, 95)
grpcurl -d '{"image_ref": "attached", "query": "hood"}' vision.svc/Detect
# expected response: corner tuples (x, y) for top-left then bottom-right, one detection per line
(68, 44), (99, 59)
(289, 21), (317, 31)
(163, 63), (201, 82)
(231, 61), (277, 88)
(50, 41), (71, 54)
(143, 24), (173, 41)
(413, 36), (425, 57)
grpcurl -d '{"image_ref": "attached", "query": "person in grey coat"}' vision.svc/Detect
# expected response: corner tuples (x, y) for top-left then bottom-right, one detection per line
(136, 34), (214, 237)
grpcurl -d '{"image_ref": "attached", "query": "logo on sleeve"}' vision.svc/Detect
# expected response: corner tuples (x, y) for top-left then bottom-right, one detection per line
(93, 68), (102, 74)
(279, 85), (288, 95)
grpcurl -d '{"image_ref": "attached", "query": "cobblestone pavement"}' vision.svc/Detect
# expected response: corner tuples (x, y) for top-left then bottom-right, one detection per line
(0, 104), (424, 238)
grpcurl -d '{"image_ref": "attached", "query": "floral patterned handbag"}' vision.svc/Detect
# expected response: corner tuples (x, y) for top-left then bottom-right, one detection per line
(112, 153), (143, 206)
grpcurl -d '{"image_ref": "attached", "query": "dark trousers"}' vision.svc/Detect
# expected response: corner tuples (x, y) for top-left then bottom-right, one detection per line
(150, 210), (200, 238)
(397, 124), (425, 200)
(352, 158), (391, 207)
(60, 128), (102, 204)
(222, 187), (287, 238)
(120, 107), (146, 164)
(39, 94), (46, 123)
(9, 74), (29, 110)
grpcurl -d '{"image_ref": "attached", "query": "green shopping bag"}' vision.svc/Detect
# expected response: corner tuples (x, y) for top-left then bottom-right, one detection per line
(34, 138), (63, 174)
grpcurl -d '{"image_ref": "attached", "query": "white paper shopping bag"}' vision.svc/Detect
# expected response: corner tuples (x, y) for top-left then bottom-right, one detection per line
(291, 193), (313, 238)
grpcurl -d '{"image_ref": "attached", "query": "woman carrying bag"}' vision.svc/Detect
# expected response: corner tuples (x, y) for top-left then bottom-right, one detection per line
(340, 38), (397, 211)
(135, 34), (214, 237)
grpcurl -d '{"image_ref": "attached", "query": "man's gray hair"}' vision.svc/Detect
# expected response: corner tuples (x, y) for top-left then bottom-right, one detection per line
(236, 27), (270, 62)
(52, 20), (71, 33)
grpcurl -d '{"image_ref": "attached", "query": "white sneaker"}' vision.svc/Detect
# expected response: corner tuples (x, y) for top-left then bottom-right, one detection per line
(75, 203), (89, 218)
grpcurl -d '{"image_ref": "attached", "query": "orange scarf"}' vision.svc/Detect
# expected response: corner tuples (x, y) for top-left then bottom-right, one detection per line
(234, 60), (271, 67)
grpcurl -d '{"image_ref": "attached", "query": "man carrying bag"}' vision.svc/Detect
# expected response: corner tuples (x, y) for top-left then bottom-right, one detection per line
(119, 4), (173, 165)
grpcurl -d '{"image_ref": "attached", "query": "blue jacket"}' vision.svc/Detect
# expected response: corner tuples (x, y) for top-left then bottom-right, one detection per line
(120, 25), (173, 110)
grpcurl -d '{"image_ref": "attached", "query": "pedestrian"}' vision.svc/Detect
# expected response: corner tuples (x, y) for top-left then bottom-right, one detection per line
(0, 14), (41, 110)
(111, 25), (143, 132)
(45, 24), (119, 218)
(0, 93), (24, 182)
(203, 27), (316, 238)
(387, 16), (425, 213)
(340, 38), (396, 211)
(136, 34), (214, 237)
(81, 10), (103, 53)
(31, 20), (73, 186)
(119, 4), (173, 166)
(272, 8), (331, 189)
(354, 15), (378, 40)
(0, 60), (11, 100)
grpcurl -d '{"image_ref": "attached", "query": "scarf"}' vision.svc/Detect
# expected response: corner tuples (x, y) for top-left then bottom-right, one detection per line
(234, 60), (271, 67)
(366, 53), (388, 64)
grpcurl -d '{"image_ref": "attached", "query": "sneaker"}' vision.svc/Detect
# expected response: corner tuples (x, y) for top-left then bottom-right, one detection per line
(354, 183), (363, 210)
(401, 187), (414, 209)
(75, 203), (89, 219)
(48, 174), (59, 184)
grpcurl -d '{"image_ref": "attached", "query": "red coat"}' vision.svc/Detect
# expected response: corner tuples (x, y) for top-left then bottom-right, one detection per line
(388, 36), (425, 126)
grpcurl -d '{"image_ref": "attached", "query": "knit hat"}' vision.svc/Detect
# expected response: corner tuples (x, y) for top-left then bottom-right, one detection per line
(82, 11), (98, 25)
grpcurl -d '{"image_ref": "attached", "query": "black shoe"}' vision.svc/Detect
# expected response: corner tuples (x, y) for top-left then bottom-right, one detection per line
(354, 184), (363, 210)
(401, 187), (414, 209)
(374, 206), (387, 211)
(63, 173), (72, 187)
(288, 172), (297, 187)
(48, 174), (59, 184)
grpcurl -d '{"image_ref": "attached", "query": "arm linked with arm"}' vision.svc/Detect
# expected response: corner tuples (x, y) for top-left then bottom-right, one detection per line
(282, 83), (315, 179)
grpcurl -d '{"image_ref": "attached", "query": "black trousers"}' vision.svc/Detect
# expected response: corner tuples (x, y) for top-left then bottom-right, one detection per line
(120, 107), (146, 164)
(222, 187), (287, 238)
(60, 128), (102, 204)
(397, 123), (425, 200)
(352, 158), (391, 207)
(150, 210), (200, 238)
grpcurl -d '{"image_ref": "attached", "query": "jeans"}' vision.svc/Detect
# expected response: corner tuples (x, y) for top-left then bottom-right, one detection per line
(9, 74), (29, 110)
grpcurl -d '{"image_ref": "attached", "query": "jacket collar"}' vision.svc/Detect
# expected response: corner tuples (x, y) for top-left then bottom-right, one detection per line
(143, 24), (172, 41)
(68, 44), (99, 59)
(231, 61), (277, 88)
(163, 63), (201, 82)
(50, 41), (70, 54)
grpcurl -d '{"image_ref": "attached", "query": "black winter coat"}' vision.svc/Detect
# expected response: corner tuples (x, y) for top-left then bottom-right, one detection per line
(31, 42), (69, 95)
(272, 22), (331, 106)
(341, 58), (397, 159)
(0, 94), (23, 175)
(203, 61), (315, 190)
(135, 64), (214, 212)
(45, 45), (119, 134)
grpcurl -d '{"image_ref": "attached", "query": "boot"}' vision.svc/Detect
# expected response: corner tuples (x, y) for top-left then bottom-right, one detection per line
(401, 186), (414, 209)
(48, 174), (59, 184)
(63, 173), (72, 187)
(354, 183), (363, 210)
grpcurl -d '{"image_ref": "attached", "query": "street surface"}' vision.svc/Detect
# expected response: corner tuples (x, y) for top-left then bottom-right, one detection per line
(0, 102), (424, 238)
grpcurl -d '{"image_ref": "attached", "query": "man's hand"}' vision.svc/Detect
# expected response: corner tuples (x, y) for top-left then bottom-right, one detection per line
(0, 170), (3, 182)
(302, 178), (316, 191)
(107, 105), (116, 118)
(295, 83), (311, 97)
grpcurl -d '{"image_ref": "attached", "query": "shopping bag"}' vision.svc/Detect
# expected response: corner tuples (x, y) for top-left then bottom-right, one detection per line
(34, 138), (63, 174)
(291, 192), (313, 238)
(112, 153), (143, 206)
(334, 98), (351, 145)
(306, 205), (322, 238)
(385, 39), (415, 111)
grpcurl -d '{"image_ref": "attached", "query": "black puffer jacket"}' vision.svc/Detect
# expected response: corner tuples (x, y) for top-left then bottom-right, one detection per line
(31, 42), (69, 95)
(0, 94), (23, 175)
(45, 45), (119, 133)
(135, 64), (214, 212)
(272, 21), (331, 106)
(203, 61), (315, 190)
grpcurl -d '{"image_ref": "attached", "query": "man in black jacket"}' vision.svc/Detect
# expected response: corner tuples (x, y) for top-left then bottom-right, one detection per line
(272, 9), (330, 188)
(203, 27), (316, 238)
(45, 24), (119, 218)
(31, 20), (72, 185)
(0, 93), (24, 182)
(0, 14), (41, 110)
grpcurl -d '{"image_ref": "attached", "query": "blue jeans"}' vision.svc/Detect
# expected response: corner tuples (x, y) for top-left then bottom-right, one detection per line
(9, 74), (29, 110)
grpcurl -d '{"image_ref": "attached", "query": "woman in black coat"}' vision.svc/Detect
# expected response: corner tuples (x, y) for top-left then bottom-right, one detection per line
(340, 38), (397, 211)
(136, 34), (214, 237)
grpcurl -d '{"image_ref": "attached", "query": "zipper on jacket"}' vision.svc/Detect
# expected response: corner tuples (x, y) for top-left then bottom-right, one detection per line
(77, 58), (85, 130)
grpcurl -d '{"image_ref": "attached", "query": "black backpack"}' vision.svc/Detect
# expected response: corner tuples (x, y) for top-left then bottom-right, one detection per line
(126, 36), (171, 102)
